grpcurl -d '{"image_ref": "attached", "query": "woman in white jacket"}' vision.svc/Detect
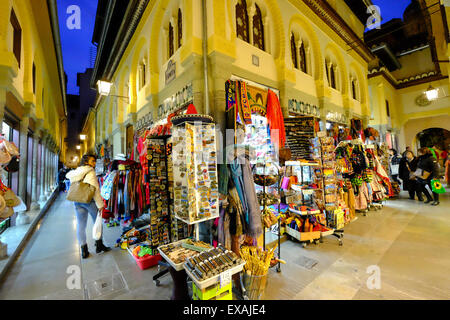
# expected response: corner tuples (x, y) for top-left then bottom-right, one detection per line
(66, 154), (111, 258)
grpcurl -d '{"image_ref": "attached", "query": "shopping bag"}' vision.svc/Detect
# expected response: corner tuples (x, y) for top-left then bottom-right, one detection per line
(390, 164), (399, 175)
(92, 212), (103, 240)
(431, 179), (446, 194)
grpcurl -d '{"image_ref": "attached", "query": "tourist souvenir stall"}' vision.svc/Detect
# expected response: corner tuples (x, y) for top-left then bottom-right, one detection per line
(224, 78), (285, 274)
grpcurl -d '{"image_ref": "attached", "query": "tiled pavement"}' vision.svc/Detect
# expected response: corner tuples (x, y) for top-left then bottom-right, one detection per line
(0, 191), (449, 300)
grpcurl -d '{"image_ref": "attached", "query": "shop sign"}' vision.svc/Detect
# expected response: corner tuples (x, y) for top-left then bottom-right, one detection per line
(157, 83), (193, 120)
(288, 99), (320, 117)
(165, 60), (176, 85)
(326, 111), (347, 124)
(136, 113), (154, 131)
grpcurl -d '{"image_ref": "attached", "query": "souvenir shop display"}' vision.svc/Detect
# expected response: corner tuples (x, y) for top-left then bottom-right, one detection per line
(172, 121), (219, 225)
(101, 160), (146, 225)
(284, 116), (318, 160)
(224, 79), (286, 274)
(310, 136), (346, 244)
(146, 137), (170, 247)
(158, 239), (213, 269)
(334, 140), (392, 216)
(282, 160), (339, 247)
(239, 245), (277, 300)
(184, 245), (246, 300)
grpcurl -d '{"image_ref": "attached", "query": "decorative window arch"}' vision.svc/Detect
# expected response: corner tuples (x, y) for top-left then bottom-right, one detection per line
(177, 9), (182, 49)
(252, 4), (264, 50)
(290, 33), (298, 69)
(325, 56), (340, 91)
(349, 70), (360, 101)
(138, 59), (146, 90)
(290, 27), (310, 75)
(168, 22), (174, 58)
(299, 42), (307, 73)
(236, 0), (249, 42)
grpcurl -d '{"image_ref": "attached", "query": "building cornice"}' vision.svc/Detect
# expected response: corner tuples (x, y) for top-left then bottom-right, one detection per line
(47, 0), (67, 117)
(301, 0), (375, 63)
(91, 0), (149, 88)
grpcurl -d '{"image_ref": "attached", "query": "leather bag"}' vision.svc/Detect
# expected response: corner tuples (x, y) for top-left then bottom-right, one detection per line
(66, 171), (96, 203)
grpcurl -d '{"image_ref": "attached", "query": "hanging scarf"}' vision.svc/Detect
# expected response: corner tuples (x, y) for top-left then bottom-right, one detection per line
(239, 81), (252, 125)
(266, 89), (286, 149)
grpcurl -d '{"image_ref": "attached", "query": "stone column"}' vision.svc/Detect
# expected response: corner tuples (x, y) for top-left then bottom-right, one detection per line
(39, 134), (48, 203)
(45, 139), (51, 197)
(30, 123), (42, 210)
(16, 108), (31, 225)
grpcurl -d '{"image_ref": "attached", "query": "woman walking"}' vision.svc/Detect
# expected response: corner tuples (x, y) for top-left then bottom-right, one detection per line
(415, 147), (440, 206)
(399, 150), (419, 200)
(66, 154), (111, 258)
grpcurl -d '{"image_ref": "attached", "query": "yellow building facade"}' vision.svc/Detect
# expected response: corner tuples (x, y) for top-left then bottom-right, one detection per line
(0, 0), (66, 211)
(92, 0), (374, 156)
(366, 0), (450, 152)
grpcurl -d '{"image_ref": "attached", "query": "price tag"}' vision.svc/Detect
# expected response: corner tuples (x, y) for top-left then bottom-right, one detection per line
(219, 269), (231, 288)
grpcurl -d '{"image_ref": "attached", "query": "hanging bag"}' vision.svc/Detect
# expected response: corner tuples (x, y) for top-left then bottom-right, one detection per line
(66, 171), (96, 203)
(92, 211), (103, 240)
(431, 179), (446, 194)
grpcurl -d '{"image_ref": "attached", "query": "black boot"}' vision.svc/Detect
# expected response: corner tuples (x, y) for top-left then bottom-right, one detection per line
(81, 244), (89, 259)
(95, 239), (111, 254)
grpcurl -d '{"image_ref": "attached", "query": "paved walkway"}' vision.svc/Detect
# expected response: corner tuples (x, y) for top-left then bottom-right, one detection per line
(0, 191), (449, 300)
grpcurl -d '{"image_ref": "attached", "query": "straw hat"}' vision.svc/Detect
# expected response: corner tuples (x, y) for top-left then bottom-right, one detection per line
(0, 206), (14, 219)
(0, 147), (11, 165)
(3, 141), (19, 156)
(0, 195), (6, 212)
(3, 189), (21, 207)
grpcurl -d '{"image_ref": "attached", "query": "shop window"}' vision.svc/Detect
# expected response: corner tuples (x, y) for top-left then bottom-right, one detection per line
(32, 63), (36, 94)
(236, 0), (249, 42)
(290, 33), (298, 69)
(168, 22), (174, 58)
(299, 42), (307, 73)
(10, 9), (21, 68)
(252, 4), (264, 51)
(177, 9), (182, 49)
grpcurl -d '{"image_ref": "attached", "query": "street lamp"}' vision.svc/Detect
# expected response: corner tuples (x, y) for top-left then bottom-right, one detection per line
(96, 80), (129, 102)
(80, 134), (86, 141)
(425, 85), (439, 101)
(76, 145), (81, 150)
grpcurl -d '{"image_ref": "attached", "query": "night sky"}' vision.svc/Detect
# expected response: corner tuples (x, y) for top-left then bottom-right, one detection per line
(57, 0), (98, 95)
(56, 0), (411, 96)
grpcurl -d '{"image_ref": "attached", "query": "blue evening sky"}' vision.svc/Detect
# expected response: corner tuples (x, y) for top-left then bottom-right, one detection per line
(372, 0), (412, 23)
(56, 0), (411, 95)
(57, 0), (98, 95)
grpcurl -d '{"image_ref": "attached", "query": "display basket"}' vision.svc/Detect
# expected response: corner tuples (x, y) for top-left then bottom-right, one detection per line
(242, 272), (268, 300)
(133, 253), (162, 270)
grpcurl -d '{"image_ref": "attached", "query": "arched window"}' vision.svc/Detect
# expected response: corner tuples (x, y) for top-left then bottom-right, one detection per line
(236, 0), (249, 42)
(291, 33), (298, 69)
(299, 42), (307, 73)
(330, 66), (336, 89)
(138, 61), (146, 90)
(168, 22), (174, 58)
(177, 9), (182, 49)
(252, 4), (264, 50)
(325, 61), (330, 84)
(351, 79), (357, 100)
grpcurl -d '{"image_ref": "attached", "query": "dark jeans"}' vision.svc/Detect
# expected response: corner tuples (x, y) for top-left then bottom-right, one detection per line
(404, 179), (418, 199)
(417, 179), (439, 202)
